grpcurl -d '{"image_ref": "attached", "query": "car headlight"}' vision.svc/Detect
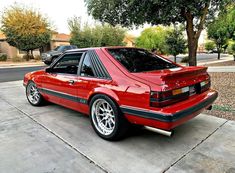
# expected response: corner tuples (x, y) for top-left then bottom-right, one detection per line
(46, 54), (51, 58)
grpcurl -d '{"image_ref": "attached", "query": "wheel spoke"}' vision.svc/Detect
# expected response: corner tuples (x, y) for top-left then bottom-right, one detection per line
(110, 118), (115, 124)
(99, 107), (105, 112)
(108, 121), (112, 128)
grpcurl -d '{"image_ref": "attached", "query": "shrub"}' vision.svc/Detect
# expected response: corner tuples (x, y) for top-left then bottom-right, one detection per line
(34, 55), (41, 60)
(22, 54), (34, 61)
(181, 56), (189, 63)
(12, 56), (24, 62)
(0, 53), (7, 61)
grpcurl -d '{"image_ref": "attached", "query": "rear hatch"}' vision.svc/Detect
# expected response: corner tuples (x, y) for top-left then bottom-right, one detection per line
(132, 66), (209, 90)
(132, 66), (210, 107)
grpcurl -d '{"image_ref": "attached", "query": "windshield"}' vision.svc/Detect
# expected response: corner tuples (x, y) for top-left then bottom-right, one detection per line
(54, 46), (65, 51)
(108, 48), (178, 73)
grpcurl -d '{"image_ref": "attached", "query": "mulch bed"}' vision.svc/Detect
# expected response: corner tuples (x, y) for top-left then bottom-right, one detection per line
(204, 60), (235, 66)
(203, 72), (235, 121)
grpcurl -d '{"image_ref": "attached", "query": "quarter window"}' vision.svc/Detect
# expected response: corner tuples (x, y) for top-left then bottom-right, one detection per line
(80, 54), (95, 77)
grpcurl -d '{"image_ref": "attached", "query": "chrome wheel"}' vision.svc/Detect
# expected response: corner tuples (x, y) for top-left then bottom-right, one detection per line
(91, 99), (116, 136)
(26, 82), (41, 105)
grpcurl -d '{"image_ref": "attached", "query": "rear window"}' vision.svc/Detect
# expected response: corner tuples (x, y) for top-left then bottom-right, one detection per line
(108, 48), (178, 73)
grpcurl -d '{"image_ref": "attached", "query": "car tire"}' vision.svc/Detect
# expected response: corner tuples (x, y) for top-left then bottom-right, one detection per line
(26, 81), (45, 106)
(89, 94), (129, 141)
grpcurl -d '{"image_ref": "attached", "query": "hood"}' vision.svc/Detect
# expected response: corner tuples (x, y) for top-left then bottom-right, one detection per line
(44, 50), (62, 56)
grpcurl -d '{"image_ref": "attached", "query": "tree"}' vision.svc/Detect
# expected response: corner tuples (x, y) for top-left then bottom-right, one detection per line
(135, 26), (169, 54)
(207, 5), (235, 59)
(1, 5), (51, 60)
(85, 0), (231, 66)
(165, 26), (187, 62)
(205, 41), (216, 52)
(231, 43), (235, 59)
(68, 17), (126, 48)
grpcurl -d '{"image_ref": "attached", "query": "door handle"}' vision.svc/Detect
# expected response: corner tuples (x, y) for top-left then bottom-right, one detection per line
(68, 80), (75, 85)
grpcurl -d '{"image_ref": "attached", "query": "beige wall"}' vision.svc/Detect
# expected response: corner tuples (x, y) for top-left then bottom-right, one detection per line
(0, 41), (18, 59)
(0, 41), (40, 59)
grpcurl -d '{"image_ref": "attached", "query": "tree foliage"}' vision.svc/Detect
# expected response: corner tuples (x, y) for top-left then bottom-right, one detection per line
(135, 26), (169, 54)
(205, 41), (216, 52)
(1, 5), (52, 59)
(85, 0), (232, 66)
(207, 5), (235, 59)
(165, 26), (187, 62)
(68, 17), (126, 48)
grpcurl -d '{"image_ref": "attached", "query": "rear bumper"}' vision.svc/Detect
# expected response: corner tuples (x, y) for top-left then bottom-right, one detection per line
(122, 89), (218, 130)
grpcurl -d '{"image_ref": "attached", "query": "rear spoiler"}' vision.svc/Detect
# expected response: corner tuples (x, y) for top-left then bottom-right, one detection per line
(161, 67), (208, 80)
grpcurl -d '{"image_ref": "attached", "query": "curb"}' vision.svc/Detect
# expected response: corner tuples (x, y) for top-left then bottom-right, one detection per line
(0, 63), (46, 69)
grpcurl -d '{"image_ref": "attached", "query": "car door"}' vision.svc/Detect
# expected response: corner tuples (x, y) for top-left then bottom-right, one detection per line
(42, 52), (84, 110)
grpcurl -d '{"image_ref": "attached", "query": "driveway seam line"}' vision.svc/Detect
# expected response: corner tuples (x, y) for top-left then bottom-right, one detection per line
(163, 119), (229, 173)
(0, 97), (109, 173)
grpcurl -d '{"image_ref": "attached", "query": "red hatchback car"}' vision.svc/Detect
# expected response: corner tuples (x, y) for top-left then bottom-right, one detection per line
(24, 47), (218, 140)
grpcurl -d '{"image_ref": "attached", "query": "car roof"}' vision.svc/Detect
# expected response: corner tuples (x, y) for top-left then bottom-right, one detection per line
(65, 46), (144, 53)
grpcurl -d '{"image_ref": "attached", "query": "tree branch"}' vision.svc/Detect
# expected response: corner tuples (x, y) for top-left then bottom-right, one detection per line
(195, 3), (210, 39)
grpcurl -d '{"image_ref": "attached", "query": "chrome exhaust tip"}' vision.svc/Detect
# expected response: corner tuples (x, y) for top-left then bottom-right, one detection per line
(144, 126), (173, 137)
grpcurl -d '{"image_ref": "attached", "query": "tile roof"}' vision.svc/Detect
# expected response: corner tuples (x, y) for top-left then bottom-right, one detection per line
(51, 33), (71, 42)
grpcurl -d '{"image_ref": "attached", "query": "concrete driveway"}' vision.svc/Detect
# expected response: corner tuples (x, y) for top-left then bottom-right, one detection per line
(0, 81), (235, 173)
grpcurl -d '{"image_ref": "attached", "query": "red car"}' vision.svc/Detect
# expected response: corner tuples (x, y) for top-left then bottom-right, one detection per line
(24, 47), (218, 140)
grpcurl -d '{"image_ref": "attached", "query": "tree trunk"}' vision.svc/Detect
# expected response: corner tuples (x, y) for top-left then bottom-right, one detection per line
(217, 45), (221, 60)
(187, 38), (198, 66)
(26, 50), (30, 61)
(185, 13), (198, 66)
(31, 50), (34, 58)
(218, 51), (221, 60)
(174, 55), (177, 63)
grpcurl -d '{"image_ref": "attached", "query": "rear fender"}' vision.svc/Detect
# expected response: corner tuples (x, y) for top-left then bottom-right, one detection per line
(87, 87), (120, 106)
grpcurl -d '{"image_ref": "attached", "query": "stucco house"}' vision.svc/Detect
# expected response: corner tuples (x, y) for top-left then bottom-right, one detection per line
(0, 32), (71, 59)
(123, 34), (136, 47)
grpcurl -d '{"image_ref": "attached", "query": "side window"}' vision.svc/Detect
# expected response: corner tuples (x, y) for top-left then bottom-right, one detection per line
(80, 54), (95, 77)
(53, 53), (82, 74)
(65, 46), (71, 50)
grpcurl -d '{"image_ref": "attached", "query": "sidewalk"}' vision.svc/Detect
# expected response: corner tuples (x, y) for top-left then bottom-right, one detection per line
(207, 66), (235, 72)
(0, 61), (45, 68)
(197, 55), (234, 66)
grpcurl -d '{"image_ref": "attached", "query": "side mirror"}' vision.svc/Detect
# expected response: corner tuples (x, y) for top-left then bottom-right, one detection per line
(45, 67), (53, 73)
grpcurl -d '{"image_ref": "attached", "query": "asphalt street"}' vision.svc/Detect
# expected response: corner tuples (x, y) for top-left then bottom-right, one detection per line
(168, 53), (228, 63)
(0, 66), (45, 82)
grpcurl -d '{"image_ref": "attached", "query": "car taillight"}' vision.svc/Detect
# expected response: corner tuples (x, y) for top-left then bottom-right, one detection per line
(200, 80), (211, 92)
(150, 80), (211, 108)
(150, 86), (189, 107)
